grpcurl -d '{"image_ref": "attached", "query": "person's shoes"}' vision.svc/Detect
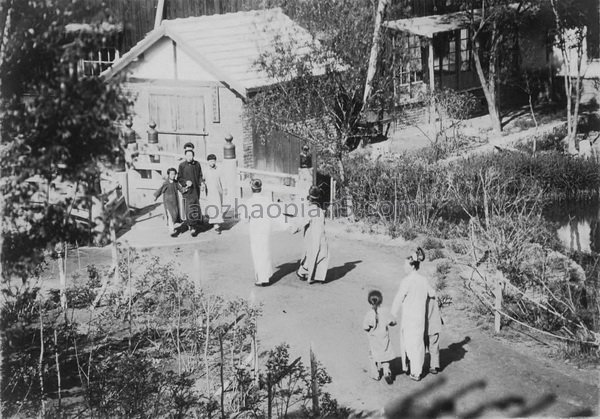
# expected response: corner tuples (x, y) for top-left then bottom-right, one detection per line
(254, 282), (269, 287)
(384, 374), (393, 385)
(409, 374), (421, 381)
(429, 368), (440, 375)
(191, 229), (200, 237)
(170, 231), (179, 238)
(296, 272), (307, 281)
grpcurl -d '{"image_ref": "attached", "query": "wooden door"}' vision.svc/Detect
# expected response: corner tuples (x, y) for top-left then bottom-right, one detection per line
(253, 129), (303, 175)
(149, 92), (207, 158)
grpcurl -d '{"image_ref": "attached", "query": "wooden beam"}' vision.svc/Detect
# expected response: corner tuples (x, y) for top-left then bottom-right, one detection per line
(172, 40), (178, 80)
(428, 38), (435, 93)
(154, 0), (165, 29)
(165, 25), (247, 99)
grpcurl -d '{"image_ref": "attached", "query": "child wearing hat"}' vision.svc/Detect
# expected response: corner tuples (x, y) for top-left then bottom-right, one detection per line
(154, 167), (184, 237)
(363, 290), (396, 384)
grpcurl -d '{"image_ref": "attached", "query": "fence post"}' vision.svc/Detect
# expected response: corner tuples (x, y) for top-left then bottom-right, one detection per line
(330, 179), (336, 219)
(494, 279), (502, 333)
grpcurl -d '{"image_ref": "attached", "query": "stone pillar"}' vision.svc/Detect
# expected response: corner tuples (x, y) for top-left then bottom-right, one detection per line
(147, 121), (160, 164)
(222, 134), (239, 215)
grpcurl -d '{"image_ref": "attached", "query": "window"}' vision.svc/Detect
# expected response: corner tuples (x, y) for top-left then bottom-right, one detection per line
(78, 47), (120, 76)
(459, 29), (472, 71)
(393, 34), (423, 86)
(433, 29), (472, 74)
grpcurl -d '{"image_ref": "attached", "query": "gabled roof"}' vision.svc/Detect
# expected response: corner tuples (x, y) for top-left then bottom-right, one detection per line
(102, 8), (324, 98)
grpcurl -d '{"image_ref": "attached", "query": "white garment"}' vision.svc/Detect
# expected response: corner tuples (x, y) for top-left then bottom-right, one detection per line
(391, 271), (436, 375)
(204, 166), (224, 224)
(296, 202), (329, 282)
(246, 192), (274, 284)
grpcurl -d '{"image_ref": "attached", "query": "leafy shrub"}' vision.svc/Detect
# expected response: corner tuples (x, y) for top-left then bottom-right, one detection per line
(429, 248), (445, 261)
(435, 273), (448, 291)
(47, 285), (96, 309)
(0, 287), (41, 329)
(87, 352), (202, 418)
(422, 237), (444, 250)
(436, 261), (452, 277)
(397, 223), (418, 241)
(448, 240), (469, 255)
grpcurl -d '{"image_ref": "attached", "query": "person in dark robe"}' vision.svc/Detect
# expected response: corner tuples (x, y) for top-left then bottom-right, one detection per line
(154, 167), (184, 237)
(177, 142), (204, 236)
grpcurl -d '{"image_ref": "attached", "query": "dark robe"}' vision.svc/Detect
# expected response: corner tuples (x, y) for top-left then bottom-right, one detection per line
(177, 160), (203, 223)
(154, 180), (183, 223)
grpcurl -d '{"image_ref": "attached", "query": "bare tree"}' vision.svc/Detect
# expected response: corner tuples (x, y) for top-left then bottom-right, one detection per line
(464, 0), (536, 134)
(549, 0), (589, 154)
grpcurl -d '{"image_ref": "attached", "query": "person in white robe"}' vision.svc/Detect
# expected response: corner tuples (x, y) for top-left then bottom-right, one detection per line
(203, 154), (224, 233)
(245, 179), (273, 286)
(291, 186), (329, 284)
(391, 247), (436, 381)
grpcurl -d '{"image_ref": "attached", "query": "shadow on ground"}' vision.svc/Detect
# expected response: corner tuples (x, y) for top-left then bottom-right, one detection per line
(373, 376), (589, 419)
(326, 260), (362, 283)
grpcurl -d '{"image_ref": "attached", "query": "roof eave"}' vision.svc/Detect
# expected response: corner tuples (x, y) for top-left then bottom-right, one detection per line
(101, 26), (167, 80)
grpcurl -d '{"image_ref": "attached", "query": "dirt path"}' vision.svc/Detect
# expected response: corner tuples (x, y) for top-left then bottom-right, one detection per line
(109, 212), (599, 418)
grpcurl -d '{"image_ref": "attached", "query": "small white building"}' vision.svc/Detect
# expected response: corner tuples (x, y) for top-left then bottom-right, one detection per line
(104, 9), (321, 167)
(103, 8), (324, 207)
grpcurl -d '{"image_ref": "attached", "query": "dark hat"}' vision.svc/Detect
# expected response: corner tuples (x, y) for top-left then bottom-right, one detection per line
(207, 154), (217, 161)
(368, 290), (383, 306)
(307, 185), (321, 201)
(183, 142), (194, 151)
(251, 178), (262, 192)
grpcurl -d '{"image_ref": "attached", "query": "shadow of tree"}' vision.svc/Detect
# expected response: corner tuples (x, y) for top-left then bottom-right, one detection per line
(377, 377), (566, 419)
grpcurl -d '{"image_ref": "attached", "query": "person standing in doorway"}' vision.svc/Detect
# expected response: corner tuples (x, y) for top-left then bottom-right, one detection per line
(177, 142), (203, 236)
(391, 248), (435, 381)
(246, 179), (273, 286)
(292, 185), (329, 284)
(298, 145), (313, 191)
(204, 154), (224, 234)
